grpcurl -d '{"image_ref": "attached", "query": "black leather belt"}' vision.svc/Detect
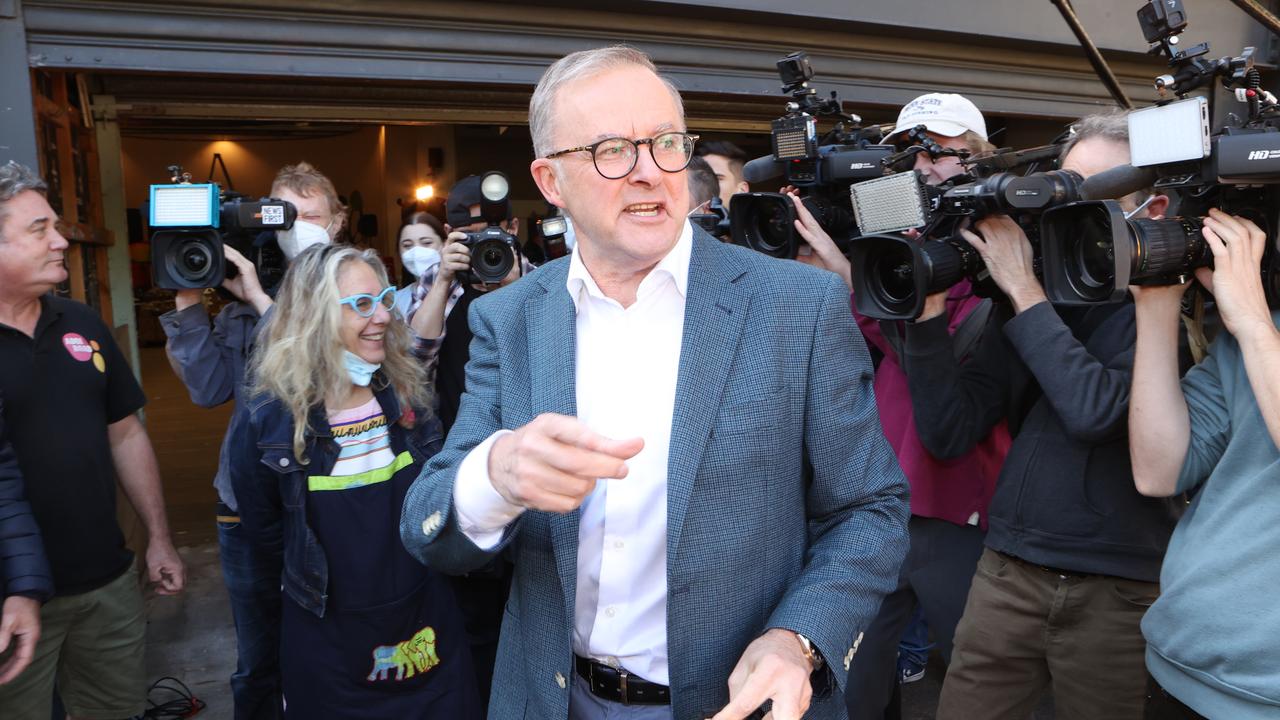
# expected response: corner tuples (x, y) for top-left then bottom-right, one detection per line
(574, 656), (670, 706)
(1000, 551), (1096, 579)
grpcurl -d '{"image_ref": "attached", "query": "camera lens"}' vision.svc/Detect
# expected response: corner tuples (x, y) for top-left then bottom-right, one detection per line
(869, 243), (916, 305)
(171, 239), (217, 283)
(1063, 204), (1117, 294)
(751, 201), (794, 256)
(470, 237), (515, 284)
(181, 246), (210, 273)
(1129, 217), (1207, 280)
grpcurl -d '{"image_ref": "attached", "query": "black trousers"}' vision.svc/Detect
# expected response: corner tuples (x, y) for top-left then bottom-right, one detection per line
(1144, 674), (1208, 720)
(845, 516), (986, 720)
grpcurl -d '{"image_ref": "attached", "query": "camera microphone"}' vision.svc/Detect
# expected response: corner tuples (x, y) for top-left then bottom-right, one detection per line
(742, 155), (786, 184)
(1079, 164), (1159, 201)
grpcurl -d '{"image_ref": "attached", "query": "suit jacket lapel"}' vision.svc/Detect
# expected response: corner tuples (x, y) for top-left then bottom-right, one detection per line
(526, 262), (581, 618)
(667, 233), (752, 558)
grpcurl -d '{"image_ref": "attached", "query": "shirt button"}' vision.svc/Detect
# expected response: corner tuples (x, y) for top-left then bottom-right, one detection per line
(555, 672), (567, 689)
(613, 539), (625, 550)
(278, 457), (289, 467)
(605, 606), (617, 618)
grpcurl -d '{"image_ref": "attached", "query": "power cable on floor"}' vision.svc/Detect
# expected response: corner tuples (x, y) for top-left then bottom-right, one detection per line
(133, 675), (207, 719)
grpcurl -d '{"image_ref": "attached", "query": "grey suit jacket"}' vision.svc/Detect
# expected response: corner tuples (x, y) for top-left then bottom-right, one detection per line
(401, 229), (909, 720)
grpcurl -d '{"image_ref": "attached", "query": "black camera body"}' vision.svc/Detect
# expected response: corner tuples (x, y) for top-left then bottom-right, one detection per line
(458, 171), (520, 286)
(689, 196), (731, 238)
(1040, 0), (1280, 305)
(848, 165), (1085, 320)
(730, 51), (891, 258)
(149, 170), (296, 290)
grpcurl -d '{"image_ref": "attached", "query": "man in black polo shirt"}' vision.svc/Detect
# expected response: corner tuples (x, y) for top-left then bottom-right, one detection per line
(0, 162), (185, 719)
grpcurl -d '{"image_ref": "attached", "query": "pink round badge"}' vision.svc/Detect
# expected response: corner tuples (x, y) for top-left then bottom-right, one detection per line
(62, 333), (94, 362)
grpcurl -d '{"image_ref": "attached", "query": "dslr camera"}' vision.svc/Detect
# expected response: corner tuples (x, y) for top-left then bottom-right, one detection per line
(847, 143), (1080, 321)
(730, 51), (893, 259)
(1040, 0), (1280, 304)
(149, 165), (296, 290)
(459, 171), (521, 286)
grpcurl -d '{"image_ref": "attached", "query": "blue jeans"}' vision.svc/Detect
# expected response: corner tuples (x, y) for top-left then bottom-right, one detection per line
(218, 503), (284, 720)
(898, 606), (934, 669)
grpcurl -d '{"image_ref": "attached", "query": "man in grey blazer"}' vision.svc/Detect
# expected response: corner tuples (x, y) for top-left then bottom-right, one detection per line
(401, 46), (908, 720)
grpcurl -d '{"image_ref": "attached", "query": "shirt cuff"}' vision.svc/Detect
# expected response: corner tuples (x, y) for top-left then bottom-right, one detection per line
(453, 430), (525, 550)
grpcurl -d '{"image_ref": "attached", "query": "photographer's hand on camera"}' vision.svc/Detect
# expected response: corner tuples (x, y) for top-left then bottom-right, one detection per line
(220, 245), (273, 315)
(437, 237), (471, 287)
(959, 215), (1047, 313)
(486, 414), (644, 514)
(786, 190), (852, 291)
(1198, 210), (1275, 343)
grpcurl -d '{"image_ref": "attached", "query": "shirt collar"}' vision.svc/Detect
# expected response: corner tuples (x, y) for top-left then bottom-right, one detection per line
(566, 220), (693, 311)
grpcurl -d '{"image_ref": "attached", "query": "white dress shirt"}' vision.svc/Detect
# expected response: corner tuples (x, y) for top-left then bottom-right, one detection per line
(452, 221), (693, 686)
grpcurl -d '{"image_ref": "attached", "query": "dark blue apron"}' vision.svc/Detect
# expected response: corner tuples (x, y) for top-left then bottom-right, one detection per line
(280, 437), (480, 719)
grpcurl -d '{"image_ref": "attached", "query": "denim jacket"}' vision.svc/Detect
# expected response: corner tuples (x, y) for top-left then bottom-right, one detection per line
(226, 375), (444, 617)
(161, 301), (268, 510)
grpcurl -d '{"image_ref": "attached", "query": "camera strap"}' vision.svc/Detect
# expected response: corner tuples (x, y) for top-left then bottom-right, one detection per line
(878, 298), (993, 364)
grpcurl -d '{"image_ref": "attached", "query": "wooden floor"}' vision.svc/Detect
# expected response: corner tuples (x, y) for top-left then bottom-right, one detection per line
(139, 345), (232, 547)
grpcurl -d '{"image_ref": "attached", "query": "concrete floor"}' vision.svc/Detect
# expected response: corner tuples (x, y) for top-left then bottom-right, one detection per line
(137, 345), (1054, 719)
(140, 343), (236, 718)
(144, 544), (236, 720)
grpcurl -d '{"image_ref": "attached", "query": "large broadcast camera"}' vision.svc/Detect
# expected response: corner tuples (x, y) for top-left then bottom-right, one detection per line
(1040, 0), (1280, 304)
(847, 142), (1075, 321)
(460, 171), (521, 285)
(730, 52), (893, 258)
(149, 165), (296, 290)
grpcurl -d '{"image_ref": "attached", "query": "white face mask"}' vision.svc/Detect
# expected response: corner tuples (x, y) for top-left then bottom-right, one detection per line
(401, 246), (441, 279)
(277, 220), (331, 261)
(342, 350), (380, 387)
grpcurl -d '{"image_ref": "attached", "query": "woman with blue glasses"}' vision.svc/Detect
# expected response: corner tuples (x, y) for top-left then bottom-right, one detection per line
(227, 244), (479, 718)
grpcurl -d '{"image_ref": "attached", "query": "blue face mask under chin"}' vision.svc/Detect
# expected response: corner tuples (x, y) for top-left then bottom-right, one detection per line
(343, 350), (381, 387)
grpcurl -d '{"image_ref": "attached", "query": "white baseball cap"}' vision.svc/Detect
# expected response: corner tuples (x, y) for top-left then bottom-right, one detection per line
(885, 93), (988, 143)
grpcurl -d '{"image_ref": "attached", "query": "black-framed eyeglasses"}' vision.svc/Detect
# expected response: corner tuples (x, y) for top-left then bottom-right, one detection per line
(545, 132), (700, 180)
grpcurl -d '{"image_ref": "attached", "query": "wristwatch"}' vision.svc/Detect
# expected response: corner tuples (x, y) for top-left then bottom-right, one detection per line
(795, 632), (824, 671)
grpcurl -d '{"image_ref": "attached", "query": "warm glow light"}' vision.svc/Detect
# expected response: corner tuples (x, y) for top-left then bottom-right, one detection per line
(414, 184), (434, 201)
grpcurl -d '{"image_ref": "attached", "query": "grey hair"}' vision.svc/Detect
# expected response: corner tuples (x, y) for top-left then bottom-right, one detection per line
(1061, 111), (1130, 160)
(529, 45), (686, 158)
(0, 162), (49, 241)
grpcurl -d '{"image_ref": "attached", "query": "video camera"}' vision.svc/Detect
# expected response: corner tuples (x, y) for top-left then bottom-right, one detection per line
(847, 144), (1079, 321)
(689, 196), (731, 238)
(1040, 0), (1280, 304)
(729, 52), (893, 258)
(149, 165), (296, 290)
(460, 171), (521, 286)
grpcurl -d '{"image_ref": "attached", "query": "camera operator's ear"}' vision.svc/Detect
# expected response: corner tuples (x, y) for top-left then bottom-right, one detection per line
(530, 158), (568, 211)
(1146, 193), (1170, 221)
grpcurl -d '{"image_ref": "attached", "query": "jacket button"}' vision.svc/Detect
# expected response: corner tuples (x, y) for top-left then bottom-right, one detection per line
(278, 457), (289, 467)
(555, 671), (567, 689)
(421, 511), (442, 535)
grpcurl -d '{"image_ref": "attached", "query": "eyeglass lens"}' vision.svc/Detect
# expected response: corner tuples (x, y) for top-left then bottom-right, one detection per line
(593, 133), (695, 179)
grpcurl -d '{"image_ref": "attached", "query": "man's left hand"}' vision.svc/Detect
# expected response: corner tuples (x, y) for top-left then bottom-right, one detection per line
(0, 595), (41, 684)
(146, 538), (185, 596)
(959, 215), (1047, 314)
(711, 628), (814, 720)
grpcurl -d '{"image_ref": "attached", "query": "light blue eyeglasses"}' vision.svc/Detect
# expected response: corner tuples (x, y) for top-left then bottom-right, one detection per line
(338, 287), (396, 317)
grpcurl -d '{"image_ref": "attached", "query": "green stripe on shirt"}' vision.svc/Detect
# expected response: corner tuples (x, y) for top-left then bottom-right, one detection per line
(308, 451), (415, 492)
